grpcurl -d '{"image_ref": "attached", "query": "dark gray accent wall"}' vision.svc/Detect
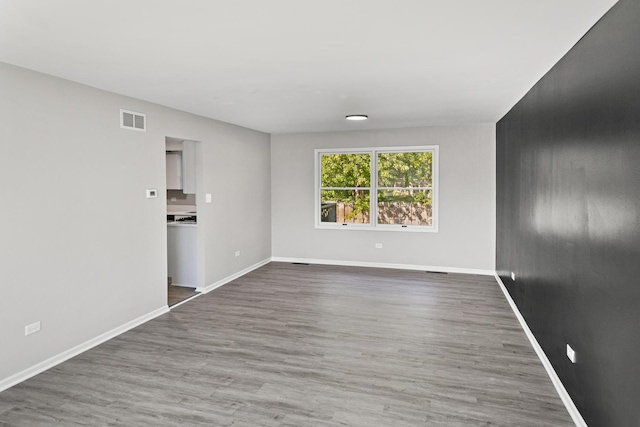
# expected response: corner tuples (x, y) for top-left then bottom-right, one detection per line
(496, 1), (639, 425)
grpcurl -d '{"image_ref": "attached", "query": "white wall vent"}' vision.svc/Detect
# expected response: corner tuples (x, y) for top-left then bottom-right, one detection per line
(120, 109), (146, 131)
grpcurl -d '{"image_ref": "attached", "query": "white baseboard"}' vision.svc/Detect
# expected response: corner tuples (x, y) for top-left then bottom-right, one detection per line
(169, 283), (196, 289)
(0, 305), (169, 393)
(271, 257), (494, 276)
(199, 257), (272, 294)
(494, 273), (585, 427)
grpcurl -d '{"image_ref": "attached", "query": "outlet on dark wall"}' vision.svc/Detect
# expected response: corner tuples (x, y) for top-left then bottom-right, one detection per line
(496, 1), (640, 425)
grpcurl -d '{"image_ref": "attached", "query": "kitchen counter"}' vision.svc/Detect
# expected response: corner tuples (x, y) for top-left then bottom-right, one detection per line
(167, 205), (197, 216)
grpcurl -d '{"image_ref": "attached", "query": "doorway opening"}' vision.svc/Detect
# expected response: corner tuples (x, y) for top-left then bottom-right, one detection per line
(165, 136), (203, 307)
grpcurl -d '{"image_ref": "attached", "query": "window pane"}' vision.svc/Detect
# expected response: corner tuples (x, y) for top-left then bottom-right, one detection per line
(321, 190), (370, 224)
(377, 152), (432, 188)
(377, 189), (432, 226)
(321, 153), (371, 188)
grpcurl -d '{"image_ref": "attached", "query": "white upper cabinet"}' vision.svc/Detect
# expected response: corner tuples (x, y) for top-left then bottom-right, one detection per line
(166, 151), (183, 190)
(182, 140), (196, 195)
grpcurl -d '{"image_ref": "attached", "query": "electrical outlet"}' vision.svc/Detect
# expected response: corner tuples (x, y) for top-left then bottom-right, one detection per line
(170, 197), (177, 202)
(567, 344), (577, 363)
(375, 243), (383, 249)
(235, 250), (240, 257)
(25, 321), (41, 336)
(511, 272), (516, 281)
(206, 193), (212, 203)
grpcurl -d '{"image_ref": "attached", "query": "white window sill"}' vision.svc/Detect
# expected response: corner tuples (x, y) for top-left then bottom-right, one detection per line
(315, 224), (438, 233)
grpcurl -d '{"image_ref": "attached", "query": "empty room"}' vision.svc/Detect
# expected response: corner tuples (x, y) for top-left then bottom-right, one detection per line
(0, 0), (637, 425)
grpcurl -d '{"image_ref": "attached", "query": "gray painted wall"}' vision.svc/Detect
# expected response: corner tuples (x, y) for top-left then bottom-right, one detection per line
(0, 62), (271, 383)
(271, 125), (496, 271)
(201, 122), (272, 283)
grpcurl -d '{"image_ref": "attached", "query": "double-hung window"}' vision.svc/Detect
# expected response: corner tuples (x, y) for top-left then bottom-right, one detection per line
(315, 146), (438, 232)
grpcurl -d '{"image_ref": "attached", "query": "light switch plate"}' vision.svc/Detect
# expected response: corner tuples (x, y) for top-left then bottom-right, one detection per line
(206, 193), (212, 203)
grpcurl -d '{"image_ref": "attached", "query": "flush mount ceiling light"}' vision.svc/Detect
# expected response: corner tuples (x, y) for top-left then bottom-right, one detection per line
(345, 115), (368, 121)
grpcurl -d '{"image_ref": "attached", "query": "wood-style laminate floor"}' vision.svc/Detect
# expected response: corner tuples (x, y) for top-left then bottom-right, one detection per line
(167, 285), (199, 307)
(0, 263), (573, 426)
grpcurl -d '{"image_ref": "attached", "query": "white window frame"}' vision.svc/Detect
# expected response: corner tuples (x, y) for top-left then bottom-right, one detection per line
(315, 145), (439, 232)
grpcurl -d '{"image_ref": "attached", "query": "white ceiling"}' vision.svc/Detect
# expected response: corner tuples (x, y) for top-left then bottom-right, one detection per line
(0, 0), (618, 134)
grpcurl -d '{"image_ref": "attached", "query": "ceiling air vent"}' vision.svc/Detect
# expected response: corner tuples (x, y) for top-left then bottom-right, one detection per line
(120, 109), (146, 132)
